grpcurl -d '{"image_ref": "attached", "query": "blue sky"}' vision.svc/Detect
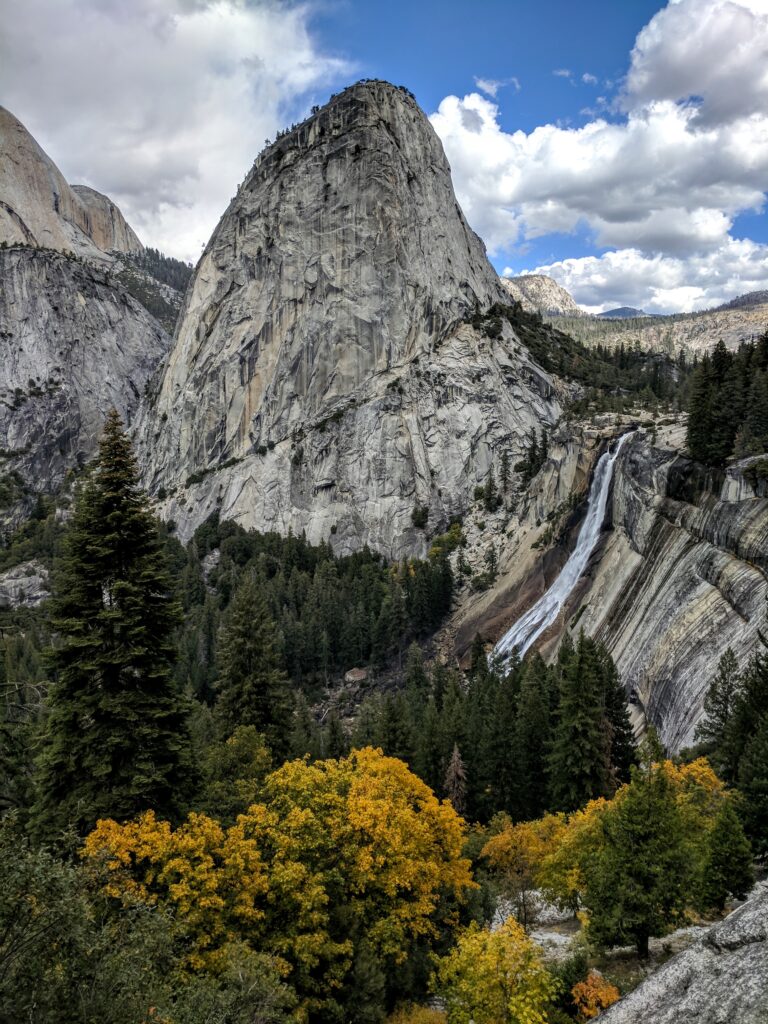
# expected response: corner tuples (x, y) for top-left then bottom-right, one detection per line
(2, 0), (768, 313)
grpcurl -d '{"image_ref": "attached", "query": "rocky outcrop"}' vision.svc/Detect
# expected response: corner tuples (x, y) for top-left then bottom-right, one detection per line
(0, 247), (169, 523)
(601, 885), (768, 1024)
(0, 560), (49, 608)
(139, 80), (563, 555)
(70, 185), (143, 256)
(0, 106), (142, 257)
(501, 275), (588, 318)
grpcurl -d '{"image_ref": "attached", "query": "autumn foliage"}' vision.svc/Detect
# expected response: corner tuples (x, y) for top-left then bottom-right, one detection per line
(433, 917), (557, 1024)
(571, 970), (620, 1020)
(84, 747), (473, 1020)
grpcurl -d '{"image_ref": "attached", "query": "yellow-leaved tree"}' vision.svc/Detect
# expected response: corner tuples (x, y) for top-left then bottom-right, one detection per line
(481, 814), (565, 928)
(433, 918), (557, 1024)
(84, 747), (474, 1022)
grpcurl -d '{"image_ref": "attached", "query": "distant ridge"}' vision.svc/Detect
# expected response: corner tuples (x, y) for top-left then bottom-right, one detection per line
(711, 290), (768, 312)
(597, 306), (656, 319)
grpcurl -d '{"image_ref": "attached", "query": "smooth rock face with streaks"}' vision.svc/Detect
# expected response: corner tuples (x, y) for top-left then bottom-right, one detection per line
(140, 80), (562, 555)
(600, 886), (768, 1024)
(578, 429), (768, 751)
(453, 420), (768, 751)
(0, 106), (142, 257)
(0, 247), (169, 523)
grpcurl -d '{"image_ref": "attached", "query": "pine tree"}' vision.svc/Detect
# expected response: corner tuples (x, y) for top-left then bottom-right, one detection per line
(444, 744), (467, 817)
(699, 799), (754, 913)
(215, 572), (292, 759)
(597, 645), (637, 785)
(739, 714), (768, 860)
(514, 656), (552, 819)
(548, 633), (611, 812)
(289, 692), (322, 759)
(686, 355), (715, 463)
(585, 732), (691, 958)
(32, 411), (195, 837)
(695, 648), (740, 762)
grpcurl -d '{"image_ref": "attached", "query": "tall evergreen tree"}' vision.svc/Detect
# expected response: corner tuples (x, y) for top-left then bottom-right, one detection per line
(585, 733), (691, 958)
(699, 798), (754, 913)
(695, 648), (741, 767)
(739, 714), (768, 860)
(215, 572), (292, 759)
(597, 646), (637, 785)
(548, 633), (611, 812)
(32, 411), (195, 837)
(514, 656), (552, 820)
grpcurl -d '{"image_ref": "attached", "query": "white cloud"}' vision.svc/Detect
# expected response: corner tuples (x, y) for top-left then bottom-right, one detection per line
(474, 76), (521, 98)
(624, 0), (768, 126)
(520, 238), (768, 313)
(553, 68), (572, 78)
(0, 0), (348, 261)
(430, 0), (768, 312)
(582, 72), (598, 85)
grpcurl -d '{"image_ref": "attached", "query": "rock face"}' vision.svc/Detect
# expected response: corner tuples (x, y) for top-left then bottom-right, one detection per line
(601, 886), (768, 1024)
(0, 247), (169, 522)
(453, 419), (768, 752)
(577, 428), (768, 751)
(0, 106), (142, 257)
(500, 275), (588, 317)
(140, 81), (562, 555)
(0, 560), (49, 609)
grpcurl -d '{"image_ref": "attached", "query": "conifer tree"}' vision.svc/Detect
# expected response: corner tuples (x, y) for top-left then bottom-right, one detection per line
(548, 633), (611, 812)
(215, 572), (292, 759)
(444, 744), (468, 817)
(597, 646), (637, 784)
(32, 411), (195, 837)
(585, 732), (690, 958)
(289, 692), (322, 760)
(739, 714), (768, 860)
(699, 798), (754, 913)
(514, 656), (552, 820)
(695, 648), (740, 764)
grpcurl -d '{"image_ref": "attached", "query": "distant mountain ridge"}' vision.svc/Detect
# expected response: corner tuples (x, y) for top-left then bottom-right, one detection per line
(597, 306), (656, 319)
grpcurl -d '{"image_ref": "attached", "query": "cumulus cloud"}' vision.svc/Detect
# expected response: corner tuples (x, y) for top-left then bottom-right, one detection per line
(519, 238), (768, 313)
(624, 0), (768, 126)
(431, 0), (768, 312)
(0, 0), (347, 260)
(553, 68), (572, 78)
(582, 72), (598, 85)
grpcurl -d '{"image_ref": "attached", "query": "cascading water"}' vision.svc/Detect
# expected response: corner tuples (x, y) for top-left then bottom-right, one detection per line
(493, 431), (634, 662)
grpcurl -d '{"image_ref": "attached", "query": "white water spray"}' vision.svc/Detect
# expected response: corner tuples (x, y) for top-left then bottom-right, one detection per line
(493, 432), (634, 662)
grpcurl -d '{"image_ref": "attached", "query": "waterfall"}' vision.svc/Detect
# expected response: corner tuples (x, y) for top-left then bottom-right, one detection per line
(493, 432), (634, 662)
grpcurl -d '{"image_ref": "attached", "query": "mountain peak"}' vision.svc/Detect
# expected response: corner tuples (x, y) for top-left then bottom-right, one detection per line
(139, 81), (557, 554)
(0, 105), (142, 257)
(500, 274), (588, 317)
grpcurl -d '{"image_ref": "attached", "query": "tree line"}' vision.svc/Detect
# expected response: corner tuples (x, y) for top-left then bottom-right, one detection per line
(687, 335), (768, 464)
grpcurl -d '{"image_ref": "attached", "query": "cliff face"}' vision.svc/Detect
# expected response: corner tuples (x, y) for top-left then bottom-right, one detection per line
(578, 428), (768, 751)
(453, 419), (768, 752)
(140, 81), (562, 554)
(0, 247), (169, 523)
(0, 106), (142, 257)
(601, 885), (768, 1024)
